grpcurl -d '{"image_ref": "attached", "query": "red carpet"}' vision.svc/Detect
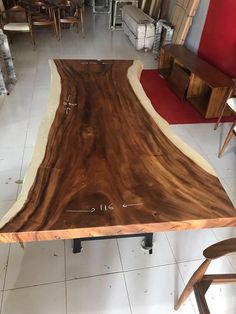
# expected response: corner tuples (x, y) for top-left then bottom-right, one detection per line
(141, 70), (235, 125)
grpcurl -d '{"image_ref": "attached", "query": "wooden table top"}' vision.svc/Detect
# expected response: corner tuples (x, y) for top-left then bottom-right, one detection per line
(0, 59), (235, 243)
(162, 45), (233, 88)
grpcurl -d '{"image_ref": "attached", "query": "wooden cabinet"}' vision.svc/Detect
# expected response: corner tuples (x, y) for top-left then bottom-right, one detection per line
(159, 45), (233, 118)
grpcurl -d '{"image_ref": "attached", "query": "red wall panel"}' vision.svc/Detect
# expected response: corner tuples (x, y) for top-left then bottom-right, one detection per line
(198, 0), (236, 78)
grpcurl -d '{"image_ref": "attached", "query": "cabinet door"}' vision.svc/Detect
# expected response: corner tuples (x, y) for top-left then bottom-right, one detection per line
(206, 87), (231, 118)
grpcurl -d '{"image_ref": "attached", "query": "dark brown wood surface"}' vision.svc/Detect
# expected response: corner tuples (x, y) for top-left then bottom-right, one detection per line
(159, 45), (233, 118)
(0, 60), (235, 243)
(162, 45), (232, 88)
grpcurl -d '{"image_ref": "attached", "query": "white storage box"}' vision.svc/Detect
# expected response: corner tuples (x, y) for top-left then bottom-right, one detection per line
(122, 5), (155, 51)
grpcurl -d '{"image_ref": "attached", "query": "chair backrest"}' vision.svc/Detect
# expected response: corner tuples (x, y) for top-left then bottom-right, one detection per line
(30, 0), (47, 6)
(29, 0), (54, 20)
(59, 0), (83, 9)
(58, 0), (79, 18)
(71, 0), (84, 7)
(4, 5), (28, 23)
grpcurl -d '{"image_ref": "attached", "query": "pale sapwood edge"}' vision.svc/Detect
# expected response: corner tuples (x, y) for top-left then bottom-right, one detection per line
(127, 60), (216, 177)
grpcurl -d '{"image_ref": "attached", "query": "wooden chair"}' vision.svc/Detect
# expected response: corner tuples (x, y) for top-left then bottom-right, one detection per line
(1, 5), (35, 47)
(218, 120), (236, 158)
(214, 79), (236, 158)
(214, 78), (236, 130)
(29, 0), (58, 40)
(57, 0), (84, 39)
(216, 97), (236, 158)
(175, 238), (236, 314)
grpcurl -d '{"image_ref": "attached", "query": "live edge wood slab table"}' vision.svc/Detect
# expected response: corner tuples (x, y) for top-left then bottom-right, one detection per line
(0, 59), (235, 244)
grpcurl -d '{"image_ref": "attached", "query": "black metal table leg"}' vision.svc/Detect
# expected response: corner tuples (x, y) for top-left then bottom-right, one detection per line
(72, 232), (154, 254)
(72, 238), (83, 253)
(141, 233), (154, 254)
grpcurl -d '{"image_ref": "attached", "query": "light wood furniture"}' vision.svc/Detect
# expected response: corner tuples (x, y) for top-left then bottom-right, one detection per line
(159, 45), (233, 118)
(175, 238), (236, 314)
(1, 5), (35, 47)
(218, 121), (236, 158)
(170, 0), (199, 45)
(167, 62), (189, 100)
(0, 60), (235, 243)
(57, 0), (84, 39)
(214, 79), (236, 129)
(214, 81), (236, 158)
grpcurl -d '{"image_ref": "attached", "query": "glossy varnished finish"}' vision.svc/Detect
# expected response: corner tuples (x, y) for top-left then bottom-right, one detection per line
(162, 45), (232, 88)
(203, 238), (236, 259)
(0, 60), (235, 243)
(159, 45), (233, 118)
(175, 238), (236, 313)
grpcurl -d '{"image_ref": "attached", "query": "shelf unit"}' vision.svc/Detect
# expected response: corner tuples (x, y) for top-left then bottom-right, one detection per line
(159, 45), (233, 118)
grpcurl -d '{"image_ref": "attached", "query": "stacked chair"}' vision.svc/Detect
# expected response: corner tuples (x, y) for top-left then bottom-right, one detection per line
(29, 0), (58, 40)
(0, 0), (85, 47)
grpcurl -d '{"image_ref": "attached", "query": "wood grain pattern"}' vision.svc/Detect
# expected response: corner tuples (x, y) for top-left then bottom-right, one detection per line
(203, 238), (236, 260)
(162, 45), (232, 88)
(0, 59), (235, 243)
(159, 45), (233, 118)
(175, 237), (236, 312)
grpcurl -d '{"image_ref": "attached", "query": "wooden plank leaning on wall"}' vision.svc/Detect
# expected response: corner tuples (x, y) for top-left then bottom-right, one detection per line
(170, 0), (200, 45)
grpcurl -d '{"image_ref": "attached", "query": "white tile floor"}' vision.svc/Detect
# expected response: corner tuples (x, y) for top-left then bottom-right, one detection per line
(0, 6), (235, 314)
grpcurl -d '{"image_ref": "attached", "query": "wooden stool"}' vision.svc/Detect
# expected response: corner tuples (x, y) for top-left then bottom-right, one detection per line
(175, 238), (236, 314)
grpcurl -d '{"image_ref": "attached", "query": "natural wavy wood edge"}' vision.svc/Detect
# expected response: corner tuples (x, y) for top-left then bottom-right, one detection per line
(0, 60), (61, 230)
(0, 218), (236, 243)
(0, 60), (221, 242)
(127, 60), (216, 177)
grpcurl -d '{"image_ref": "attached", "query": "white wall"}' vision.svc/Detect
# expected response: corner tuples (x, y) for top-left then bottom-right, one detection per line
(185, 0), (210, 52)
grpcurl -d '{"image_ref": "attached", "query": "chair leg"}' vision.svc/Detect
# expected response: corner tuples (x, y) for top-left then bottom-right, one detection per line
(6, 32), (12, 45)
(218, 122), (236, 158)
(58, 20), (61, 39)
(175, 259), (211, 311)
(214, 102), (227, 130)
(29, 26), (36, 48)
(58, 9), (62, 39)
(53, 10), (59, 40)
(49, 8), (57, 37)
(80, 8), (84, 37)
(193, 282), (211, 314)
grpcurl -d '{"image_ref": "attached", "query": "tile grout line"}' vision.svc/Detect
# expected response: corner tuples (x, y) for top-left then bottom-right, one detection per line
(163, 233), (197, 313)
(122, 259), (203, 273)
(0, 244), (11, 314)
(16, 62), (37, 197)
(163, 232), (177, 264)
(0, 255), (210, 293)
(116, 239), (133, 314)
(3, 279), (66, 292)
(175, 262), (197, 314)
(64, 240), (68, 314)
